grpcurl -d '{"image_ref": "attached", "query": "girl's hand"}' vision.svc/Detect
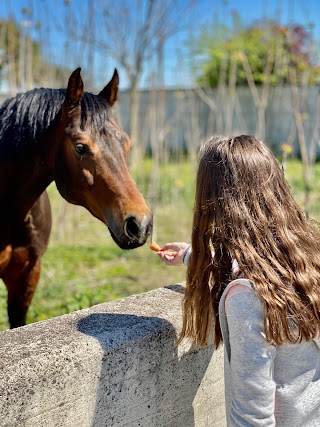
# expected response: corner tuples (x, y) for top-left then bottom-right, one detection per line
(156, 242), (191, 266)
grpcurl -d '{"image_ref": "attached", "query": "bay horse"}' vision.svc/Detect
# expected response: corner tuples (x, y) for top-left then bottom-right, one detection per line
(0, 68), (153, 329)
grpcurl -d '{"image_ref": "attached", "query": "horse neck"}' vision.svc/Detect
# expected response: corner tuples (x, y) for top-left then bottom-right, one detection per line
(2, 141), (54, 219)
(1, 88), (64, 207)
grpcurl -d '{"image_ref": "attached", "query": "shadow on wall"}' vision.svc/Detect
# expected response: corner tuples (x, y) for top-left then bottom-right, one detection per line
(77, 286), (213, 427)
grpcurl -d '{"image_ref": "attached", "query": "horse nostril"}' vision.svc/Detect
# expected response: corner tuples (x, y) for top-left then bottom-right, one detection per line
(124, 216), (140, 239)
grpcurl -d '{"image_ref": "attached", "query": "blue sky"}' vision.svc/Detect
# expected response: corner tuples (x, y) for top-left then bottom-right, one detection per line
(1, 0), (320, 89)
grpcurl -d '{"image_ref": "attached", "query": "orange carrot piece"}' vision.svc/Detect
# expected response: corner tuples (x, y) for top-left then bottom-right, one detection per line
(150, 242), (161, 252)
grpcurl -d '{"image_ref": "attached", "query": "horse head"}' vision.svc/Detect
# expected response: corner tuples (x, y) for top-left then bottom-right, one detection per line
(53, 68), (152, 249)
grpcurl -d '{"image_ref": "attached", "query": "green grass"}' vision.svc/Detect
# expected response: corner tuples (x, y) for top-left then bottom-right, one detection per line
(284, 160), (320, 218)
(0, 158), (319, 330)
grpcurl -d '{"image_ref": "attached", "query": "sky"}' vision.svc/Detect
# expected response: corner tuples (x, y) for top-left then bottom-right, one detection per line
(1, 0), (320, 89)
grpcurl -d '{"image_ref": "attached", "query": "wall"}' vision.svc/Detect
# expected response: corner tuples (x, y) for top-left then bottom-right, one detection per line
(0, 284), (225, 427)
(118, 85), (320, 155)
(2, 85), (320, 157)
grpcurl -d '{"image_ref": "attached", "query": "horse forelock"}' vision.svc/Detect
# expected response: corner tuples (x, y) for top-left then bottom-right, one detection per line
(80, 92), (112, 136)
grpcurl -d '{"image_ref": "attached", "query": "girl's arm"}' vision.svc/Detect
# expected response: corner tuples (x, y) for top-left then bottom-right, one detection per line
(226, 291), (277, 426)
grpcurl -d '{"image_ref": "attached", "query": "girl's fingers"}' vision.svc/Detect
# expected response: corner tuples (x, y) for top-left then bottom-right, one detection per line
(161, 243), (183, 252)
(156, 250), (177, 263)
(157, 250), (177, 258)
(164, 253), (176, 261)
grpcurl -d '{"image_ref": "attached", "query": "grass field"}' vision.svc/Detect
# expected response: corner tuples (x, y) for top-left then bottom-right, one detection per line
(0, 158), (320, 330)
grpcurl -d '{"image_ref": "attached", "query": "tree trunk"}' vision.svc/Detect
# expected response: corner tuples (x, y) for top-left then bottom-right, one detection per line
(129, 80), (142, 164)
(7, 22), (17, 94)
(289, 68), (312, 218)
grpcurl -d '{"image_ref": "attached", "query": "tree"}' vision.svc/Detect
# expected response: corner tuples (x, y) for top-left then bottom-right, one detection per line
(192, 19), (320, 88)
(191, 16), (320, 217)
(286, 25), (320, 218)
(0, 18), (69, 92)
(74, 0), (197, 162)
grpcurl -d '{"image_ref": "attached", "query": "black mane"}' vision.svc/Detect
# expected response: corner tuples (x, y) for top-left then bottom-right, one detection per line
(0, 87), (111, 153)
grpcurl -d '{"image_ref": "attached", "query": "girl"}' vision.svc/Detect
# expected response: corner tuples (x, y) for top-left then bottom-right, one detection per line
(157, 135), (320, 426)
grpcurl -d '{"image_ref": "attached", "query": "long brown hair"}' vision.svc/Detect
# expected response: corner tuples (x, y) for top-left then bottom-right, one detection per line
(178, 135), (320, 349)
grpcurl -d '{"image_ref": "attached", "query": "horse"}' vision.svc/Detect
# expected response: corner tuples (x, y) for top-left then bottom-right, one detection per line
(0, 68), (153, 329)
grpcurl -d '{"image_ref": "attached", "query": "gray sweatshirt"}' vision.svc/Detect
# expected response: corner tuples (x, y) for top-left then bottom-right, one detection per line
(219, 279), (320, 426)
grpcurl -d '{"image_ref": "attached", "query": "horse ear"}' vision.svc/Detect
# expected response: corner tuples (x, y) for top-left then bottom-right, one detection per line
(99, 69), (119, 106)
(66, 68), (84, 106)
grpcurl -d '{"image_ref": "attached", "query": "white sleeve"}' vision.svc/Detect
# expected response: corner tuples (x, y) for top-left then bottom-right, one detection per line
(226, 291), (277, 426)
(182, 245), (192, 266)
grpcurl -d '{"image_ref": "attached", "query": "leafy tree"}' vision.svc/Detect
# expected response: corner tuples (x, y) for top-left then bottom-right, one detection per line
(191, 17), (320, 88)
(0, 19), (69, 90)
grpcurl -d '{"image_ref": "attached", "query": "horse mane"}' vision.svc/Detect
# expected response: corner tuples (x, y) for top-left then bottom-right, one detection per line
(0, 88), (111, 152)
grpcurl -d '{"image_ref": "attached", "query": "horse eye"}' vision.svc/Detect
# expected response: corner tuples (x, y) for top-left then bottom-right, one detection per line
(75, 143), (90, 155)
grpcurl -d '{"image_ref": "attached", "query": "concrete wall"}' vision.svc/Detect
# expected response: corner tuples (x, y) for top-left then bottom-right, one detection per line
(118, 85), (320, 155)
(2, 85), (320, 157)
(0, 284), (225, 427)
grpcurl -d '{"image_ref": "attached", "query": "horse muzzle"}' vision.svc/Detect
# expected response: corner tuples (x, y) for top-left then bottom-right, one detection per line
(108, 213), (153, 249)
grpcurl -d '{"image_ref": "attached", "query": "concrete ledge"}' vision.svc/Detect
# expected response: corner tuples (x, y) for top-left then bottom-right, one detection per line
(0, 284), (225, 427)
